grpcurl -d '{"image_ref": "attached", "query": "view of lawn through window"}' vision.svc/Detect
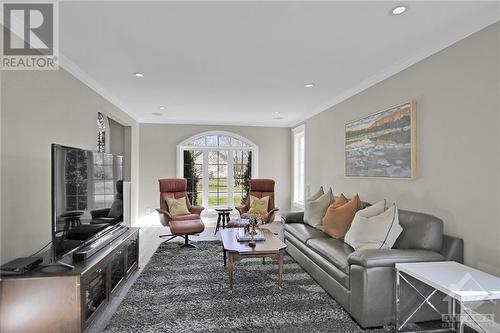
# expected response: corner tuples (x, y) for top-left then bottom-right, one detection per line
(182, 133), (254, 208)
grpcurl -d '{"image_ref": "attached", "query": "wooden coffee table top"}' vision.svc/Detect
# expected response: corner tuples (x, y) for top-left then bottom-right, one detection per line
(220, 227), (286, 254)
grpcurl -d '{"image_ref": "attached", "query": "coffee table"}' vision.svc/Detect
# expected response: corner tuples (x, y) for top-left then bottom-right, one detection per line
(220, 227), (287, 290)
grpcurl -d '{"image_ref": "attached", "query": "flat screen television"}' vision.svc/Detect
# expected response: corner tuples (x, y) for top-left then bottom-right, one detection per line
(51, 144), (124, 259)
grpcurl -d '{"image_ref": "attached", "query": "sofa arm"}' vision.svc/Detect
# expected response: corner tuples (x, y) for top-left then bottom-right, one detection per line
(156, 209), (172, 227)
(348, 249), (445, 268)
(282, 211), (304, 223)
(440, 234), (464, 263)
(235, 205), (248, 215)
(189, 205), (205, 216)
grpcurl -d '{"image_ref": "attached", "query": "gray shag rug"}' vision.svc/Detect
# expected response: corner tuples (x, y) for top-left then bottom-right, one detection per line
(104, 241), (388, 333)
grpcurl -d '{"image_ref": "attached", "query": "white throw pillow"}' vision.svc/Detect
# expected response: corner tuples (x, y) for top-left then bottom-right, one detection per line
(357, 199), (386, 218)
(344, 204), (403, 251)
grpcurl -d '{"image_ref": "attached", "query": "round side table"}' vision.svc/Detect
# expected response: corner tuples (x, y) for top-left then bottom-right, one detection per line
(214, 207), (232, 234)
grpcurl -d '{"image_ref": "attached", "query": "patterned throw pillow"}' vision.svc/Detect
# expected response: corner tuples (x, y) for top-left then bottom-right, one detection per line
(248, 195), (269, 215)
(165, 197), (190, 216)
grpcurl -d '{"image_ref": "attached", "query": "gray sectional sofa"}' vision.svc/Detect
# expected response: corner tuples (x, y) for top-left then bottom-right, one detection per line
(283, 208), (464, 328)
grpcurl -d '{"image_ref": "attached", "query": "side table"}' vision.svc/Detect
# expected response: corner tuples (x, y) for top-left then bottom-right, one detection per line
(214, 207), (232, 234)
(395, 261), (500, 333)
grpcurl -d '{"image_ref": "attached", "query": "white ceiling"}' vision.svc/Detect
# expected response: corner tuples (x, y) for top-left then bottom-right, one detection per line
(58, 1), (500, 127)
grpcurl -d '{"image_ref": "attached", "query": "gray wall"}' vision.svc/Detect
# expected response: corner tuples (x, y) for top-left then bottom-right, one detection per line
(108, 117), (132, 181)
(109, 117), (125, 156)
(1, 68), (139, 264)
(302, 22), (500, 274)
(138, 123), (291, 219)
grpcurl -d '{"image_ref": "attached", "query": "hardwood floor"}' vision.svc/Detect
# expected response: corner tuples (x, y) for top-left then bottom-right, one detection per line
(86, 216), (284, 333)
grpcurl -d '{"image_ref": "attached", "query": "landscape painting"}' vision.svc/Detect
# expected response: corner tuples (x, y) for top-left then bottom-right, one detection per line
(345, 101), (416, 179)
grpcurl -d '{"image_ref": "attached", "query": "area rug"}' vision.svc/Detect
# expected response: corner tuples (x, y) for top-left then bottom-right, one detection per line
(104, 241), (387, 333)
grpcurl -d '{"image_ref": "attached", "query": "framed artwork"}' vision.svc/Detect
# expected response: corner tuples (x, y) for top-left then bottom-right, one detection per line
(345, 101), (416, 179)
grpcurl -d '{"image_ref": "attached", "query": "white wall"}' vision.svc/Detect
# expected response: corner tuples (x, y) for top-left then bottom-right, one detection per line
(138, 123), (291, 219)
(302, 22), (500, 275)
(0, 68), (139, 264)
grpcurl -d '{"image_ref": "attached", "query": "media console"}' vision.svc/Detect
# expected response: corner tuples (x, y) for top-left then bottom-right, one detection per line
(0, 227), (139, 333)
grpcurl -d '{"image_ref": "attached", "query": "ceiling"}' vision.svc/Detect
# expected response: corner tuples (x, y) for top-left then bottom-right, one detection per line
(58, 1), (500, 127)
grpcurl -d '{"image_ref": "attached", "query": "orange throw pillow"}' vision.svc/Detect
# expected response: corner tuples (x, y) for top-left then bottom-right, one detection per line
(322, 194), (362, 239)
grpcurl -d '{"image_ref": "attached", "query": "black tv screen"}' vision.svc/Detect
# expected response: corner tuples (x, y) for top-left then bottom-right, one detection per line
(51, 144), (123, 258)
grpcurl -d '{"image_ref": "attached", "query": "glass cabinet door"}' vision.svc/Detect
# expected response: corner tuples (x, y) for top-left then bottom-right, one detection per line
(126, 239), (138, 273)
(83, 266), (107, 322)
(110, 250), (125, 292)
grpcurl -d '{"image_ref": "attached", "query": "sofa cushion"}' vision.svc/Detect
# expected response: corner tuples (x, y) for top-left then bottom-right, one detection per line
(284, 223), (329, 244)
(307, 238), (355, 274)
(285, 233), (351, 288)
(170, 214), (201, 221)
(348, 249), (445, 268)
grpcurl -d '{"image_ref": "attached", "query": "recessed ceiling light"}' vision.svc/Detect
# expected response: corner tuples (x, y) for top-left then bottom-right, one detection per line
(274, 111), (280, 114)
(152, 112), (163, 116)
(159, 106), (166, 110)
(304, 83), (314, 88)
(391, 5), (407, 15)
(134, 72), (144, 78)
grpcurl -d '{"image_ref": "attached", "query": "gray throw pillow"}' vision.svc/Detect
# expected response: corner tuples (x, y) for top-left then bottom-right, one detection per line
(304, 187), (333, 230)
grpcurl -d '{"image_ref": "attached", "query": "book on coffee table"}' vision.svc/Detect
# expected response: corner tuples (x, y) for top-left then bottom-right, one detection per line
(235, 229), (265, 242)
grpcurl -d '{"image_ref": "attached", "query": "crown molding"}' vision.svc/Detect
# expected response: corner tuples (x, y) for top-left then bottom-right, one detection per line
(139, 117), (289, 128)
(57, 54), (141, 123)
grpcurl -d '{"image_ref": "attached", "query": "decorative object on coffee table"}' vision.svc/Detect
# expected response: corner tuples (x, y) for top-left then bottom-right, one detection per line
(345, 101), (416, 179)
(247, 213), (263, 247)
(214, 207), (232, 234)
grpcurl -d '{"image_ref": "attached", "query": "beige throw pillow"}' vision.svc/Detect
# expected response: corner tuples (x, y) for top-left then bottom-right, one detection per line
(344, 203), (403, 251)
(248, 195), (269, 215)
(165, 197), (190, 216)
(303, 187), (333, 230)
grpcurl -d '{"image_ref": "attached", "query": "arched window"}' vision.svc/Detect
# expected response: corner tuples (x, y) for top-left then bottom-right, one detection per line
(177, 131), (258, 208)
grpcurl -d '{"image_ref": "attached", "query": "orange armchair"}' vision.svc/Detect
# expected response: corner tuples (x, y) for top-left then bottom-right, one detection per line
(156, 178), (205, 247)
(235, 179), (279, 224)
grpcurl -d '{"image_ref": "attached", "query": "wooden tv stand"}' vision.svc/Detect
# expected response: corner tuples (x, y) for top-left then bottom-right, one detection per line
(0, 227), (139, 333)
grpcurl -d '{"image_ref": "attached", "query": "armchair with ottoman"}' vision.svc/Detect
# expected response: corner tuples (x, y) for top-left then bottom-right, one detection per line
(283, 207), (464, 328)
(156, 178), (205, 248)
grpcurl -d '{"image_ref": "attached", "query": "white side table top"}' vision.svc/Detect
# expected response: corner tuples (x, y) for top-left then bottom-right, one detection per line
(396, 261), (500, 302)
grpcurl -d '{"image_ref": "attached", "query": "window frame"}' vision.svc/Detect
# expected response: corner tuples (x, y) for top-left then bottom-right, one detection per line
(177, 131), (258, 209)
(292, 125), (305, 208)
